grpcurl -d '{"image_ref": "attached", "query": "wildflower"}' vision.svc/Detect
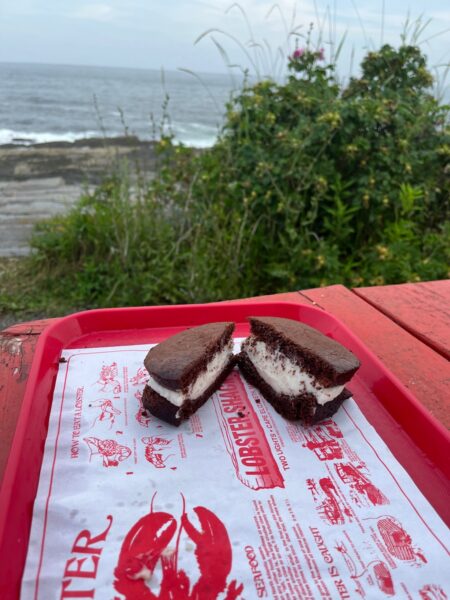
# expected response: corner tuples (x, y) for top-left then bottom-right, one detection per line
(376, 245), (390, 260)
(370, 276), (385, 286)
(317, 48), (325, 61)
(315, 176), (328, 191)
(318, 112), (341, 128)
(316, 255), (325, 267)
(292, 48), (304, 60)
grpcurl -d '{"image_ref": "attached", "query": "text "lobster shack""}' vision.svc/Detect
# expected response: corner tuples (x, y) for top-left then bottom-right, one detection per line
(215, 372), (284, 491)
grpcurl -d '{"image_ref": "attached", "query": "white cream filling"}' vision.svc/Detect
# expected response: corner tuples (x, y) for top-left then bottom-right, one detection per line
(147, 340), (233, 407)
(244, 339), (344, 405)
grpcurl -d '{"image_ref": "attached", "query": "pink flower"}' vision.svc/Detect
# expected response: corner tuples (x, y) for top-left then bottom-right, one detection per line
(292, 48), (305, 60)
(317, 47), (325, 61)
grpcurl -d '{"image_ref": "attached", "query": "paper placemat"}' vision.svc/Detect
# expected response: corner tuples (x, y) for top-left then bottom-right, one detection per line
(21, 340), (450, 599)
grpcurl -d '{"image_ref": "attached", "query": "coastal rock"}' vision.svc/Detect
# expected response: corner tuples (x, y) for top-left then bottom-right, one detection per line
(0, 136), (157, 256)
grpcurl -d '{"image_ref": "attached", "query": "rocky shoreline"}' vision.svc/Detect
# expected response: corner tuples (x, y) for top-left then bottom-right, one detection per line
(0, 136), (158, 256)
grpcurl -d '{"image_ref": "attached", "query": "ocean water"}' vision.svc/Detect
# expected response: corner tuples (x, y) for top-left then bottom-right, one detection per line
(0, 62), (237, 147)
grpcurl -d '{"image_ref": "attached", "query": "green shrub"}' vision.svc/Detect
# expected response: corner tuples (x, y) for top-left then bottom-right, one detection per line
(186, 43), (449, 293)
(2, 42), (448, 314)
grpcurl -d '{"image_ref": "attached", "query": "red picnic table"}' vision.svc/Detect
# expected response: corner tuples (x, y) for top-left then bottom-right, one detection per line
(1, 281), (449, 487)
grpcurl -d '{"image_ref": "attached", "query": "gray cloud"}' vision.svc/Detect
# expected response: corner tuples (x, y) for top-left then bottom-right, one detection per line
(0, 0), (448, 75)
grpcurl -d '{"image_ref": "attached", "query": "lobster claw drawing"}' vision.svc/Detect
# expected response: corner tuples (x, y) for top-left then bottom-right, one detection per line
(181, 507), (243, 600)
(113, 503), (243, 600)
(114, 511), (177, 599)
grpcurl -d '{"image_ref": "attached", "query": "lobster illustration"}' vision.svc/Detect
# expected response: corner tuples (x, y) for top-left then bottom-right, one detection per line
(84, 437), (131, 467)
(135, 390), (151, 428)
(130, 367), (150, 387)
(142, 437), (174, 469)
(90, 399), (121, 429)
(96, 362), (121, 393)
(114, 495), (244, 599)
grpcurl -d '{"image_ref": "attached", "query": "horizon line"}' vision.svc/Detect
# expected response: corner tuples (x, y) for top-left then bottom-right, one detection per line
(0, 59), (238, 79)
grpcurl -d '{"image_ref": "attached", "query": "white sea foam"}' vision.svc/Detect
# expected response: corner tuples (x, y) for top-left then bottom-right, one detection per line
(0, 129), (99, 146)
(0, 128), (217, 148)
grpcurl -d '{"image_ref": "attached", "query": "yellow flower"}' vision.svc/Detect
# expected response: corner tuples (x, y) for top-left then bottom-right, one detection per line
(376, 245), (390, 260)
(315, 176), (328, 191)
(316, 255), (325, 267)
(370, 276), (385, 286)
(318, 112), (341, 129)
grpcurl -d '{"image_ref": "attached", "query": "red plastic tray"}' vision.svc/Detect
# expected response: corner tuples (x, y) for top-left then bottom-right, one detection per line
(1, 301), (449, 597)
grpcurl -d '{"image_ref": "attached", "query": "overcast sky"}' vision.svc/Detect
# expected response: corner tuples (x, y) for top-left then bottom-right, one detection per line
(0, 0), (449, 77)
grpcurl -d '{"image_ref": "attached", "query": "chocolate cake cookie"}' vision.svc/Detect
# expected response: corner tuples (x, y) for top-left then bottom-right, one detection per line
(142, 322), (236, 426)
(238, 317), (360, 424)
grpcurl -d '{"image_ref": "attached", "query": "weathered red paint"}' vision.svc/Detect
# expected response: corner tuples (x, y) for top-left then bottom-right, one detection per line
(0, 319), (57, 480)
(354, 280), (450, 361)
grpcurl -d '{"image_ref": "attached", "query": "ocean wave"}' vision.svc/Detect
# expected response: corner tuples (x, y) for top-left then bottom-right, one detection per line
(176, 137), (216, 148)
(0, 129), (100, 145)
(0, 127), (217, 148)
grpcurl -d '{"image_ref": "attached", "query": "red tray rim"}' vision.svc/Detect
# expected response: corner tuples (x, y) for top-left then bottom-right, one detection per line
(1, 300), (449, 596)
